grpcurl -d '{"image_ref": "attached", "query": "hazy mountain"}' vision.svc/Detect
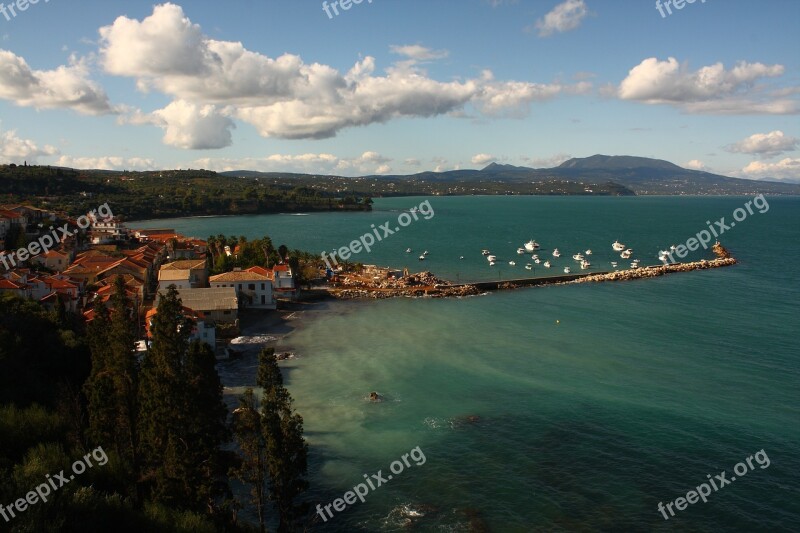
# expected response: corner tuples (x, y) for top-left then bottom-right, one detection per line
(218, 154), (800, 195)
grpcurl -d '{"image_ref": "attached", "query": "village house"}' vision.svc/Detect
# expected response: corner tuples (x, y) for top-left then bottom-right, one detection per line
(158, 259), (208, 291)
(272, 264), (297, 300)
(209, 266), (276, 310)
(158, 287), (238, 324)
(144, 307), (216, 349)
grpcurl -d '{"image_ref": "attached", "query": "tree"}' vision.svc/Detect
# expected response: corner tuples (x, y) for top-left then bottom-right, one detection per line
(230, 389), (268, 532)
(137, 287), (229, 511)
(258, 348), (308, 532)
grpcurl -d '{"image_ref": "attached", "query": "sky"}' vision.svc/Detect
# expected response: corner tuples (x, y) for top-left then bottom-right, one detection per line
(0, 0), (798, 180)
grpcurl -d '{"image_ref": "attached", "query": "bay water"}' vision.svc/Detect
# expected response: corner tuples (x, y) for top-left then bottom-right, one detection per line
(135, 196), (800, 531)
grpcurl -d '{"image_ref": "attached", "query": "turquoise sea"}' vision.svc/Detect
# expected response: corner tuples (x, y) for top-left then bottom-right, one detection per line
(136, 196), (800, 531)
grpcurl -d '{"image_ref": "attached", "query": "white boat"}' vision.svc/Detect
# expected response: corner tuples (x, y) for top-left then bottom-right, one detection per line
(563, 266), (571, 274)
(419, 255), (425, 260)
(489, 261), (496, 266)
(405, 248), (412, 253)
(658, 250), (669, 260)
(580, 260), (591, 269)
(534, 259), (541, 264)
(509, 261), (516, 266)
(612, 241), (626, 252)
(620, 249), (632, 259)
(524, 240), (540, 252)
(573, 253), (584, 261)
(525, 264), (533, 270)
(481, 249), (491, 256)
(487, 255), (497, 262)
(517, 247), (526, 255)
(544, 261), (551, 268)
(585, 249), (592, 255)
(610, 261), (618, 268)
(632, 258), (640, 264)
(669, 244), (677, 251)
(552, 248), (561, 258)
(630, 263), (640, 269)
(460, 256), (464, 260)
(423, 250), (429, 256)
(532, 254), (539, 260)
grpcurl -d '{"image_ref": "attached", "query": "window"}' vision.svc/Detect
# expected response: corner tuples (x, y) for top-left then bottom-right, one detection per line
(261, 283), (265, 290)
(223, 310), (231, 315)
(249, 284), (256, 290)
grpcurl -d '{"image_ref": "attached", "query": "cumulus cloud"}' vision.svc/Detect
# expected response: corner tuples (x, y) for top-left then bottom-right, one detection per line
(0, 128), (59, 164)
(534, 0), (588, 37)
(471, 153), (497, 165)
(725, 130), (798, 157)
(55, 155), (157, 170)
(97, 3), (590, 145)
(740, 158), (800, 181)
(0, 49), (114, 115)
(684, 159), (706, 170)
(617, 57), (796, 114)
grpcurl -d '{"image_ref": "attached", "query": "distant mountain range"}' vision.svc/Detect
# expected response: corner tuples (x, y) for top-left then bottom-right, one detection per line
(222, 154), (800, 195)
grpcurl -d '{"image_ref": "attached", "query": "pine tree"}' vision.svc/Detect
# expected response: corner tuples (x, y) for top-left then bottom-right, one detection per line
(258, 348), (308, 532)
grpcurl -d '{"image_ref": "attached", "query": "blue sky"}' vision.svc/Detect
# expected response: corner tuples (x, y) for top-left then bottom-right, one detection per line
(0, 0), (798, 180)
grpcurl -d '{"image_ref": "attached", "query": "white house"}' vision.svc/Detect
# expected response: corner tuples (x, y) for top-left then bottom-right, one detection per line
(209, 267), (276, 310)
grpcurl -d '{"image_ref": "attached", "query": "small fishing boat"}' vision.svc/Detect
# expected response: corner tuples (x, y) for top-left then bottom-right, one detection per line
(423, 250), (429, 256)
(612, 241), (626, 251)
(563, 266), (571, 274)
(517, 247), (526, 255)
(481, 249), (491, 256)
(611, 261), (618, 268)
(487, 255), (497, 262)
(573, 253), (584, 261)
(525, 264), (533, 270)
(532, 254), (539, 260)
(585, 249), (592, 255)
(544, 261), (551, 268)
(509, 261), (516, 266)
(419, 255), (425, 261)
(552, 249), (561, 258)
(405, 248), (412, 253)
(534, 259), (541, 264)
(489, 261), (496, 266)
(620, 249), (633, 259)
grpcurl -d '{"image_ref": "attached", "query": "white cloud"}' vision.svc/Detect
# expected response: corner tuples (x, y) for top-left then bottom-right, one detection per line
(534, 0), (588, 37)
(684, 159), (706, 170)
(97, 3), (591, 145)
(193, 151), (394, 176)
(0, 49), (114, 115)
(152, 100), (235, 149)
(617, 57), (796, 114)
(523, 153), (572, 168)
(471, 153), (497, 165)
(0, 128), (59, 164)
(390, 44), (449, 61)
(740, 158), (800, 181)
(725, 130), (798, 157)
(55, 155), (157, 170)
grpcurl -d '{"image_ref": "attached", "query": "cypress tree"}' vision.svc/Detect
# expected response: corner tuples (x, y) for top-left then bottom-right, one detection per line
(231, 388), (268, 532)
(258, 348), (308, 532)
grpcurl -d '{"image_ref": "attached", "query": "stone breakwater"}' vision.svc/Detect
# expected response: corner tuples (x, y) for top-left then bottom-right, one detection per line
(564, 257), (738, 286)
(330, 284), (481, 300)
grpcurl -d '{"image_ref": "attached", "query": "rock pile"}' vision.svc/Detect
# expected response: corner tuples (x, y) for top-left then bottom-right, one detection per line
(568, 257), (737, 285)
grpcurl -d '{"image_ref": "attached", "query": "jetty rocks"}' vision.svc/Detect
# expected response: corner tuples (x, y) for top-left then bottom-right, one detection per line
(568, 257), (737, 285)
